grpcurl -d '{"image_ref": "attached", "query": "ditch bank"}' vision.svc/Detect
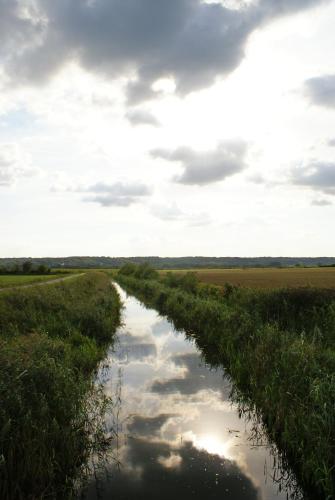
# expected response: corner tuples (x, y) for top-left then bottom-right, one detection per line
(116, 268), (335, 500)
(0, 272), (121, 500)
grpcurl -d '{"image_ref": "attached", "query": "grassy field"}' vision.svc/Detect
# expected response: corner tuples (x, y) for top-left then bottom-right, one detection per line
(160, 267), (335, 289)
(0, 274), (70, 289)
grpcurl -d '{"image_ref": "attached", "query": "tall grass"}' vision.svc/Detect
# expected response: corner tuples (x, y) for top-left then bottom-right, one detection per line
(0, 272), (121, 499)
(116, 265), (335, 500)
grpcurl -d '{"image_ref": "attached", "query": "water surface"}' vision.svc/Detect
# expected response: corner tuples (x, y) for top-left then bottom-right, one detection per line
(83, 285), (300, 500)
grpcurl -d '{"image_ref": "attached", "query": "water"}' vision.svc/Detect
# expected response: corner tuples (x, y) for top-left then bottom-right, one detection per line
(82, 284), (300, 500)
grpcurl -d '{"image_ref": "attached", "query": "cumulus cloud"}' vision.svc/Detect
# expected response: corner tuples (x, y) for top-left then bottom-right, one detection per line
(0, 0), (330, 102)
(126, 109), (160, 127)
(151, 141), (248, 185)
(305, 74), (335, 109)
(80, 181), (152, 207)
(0, 143), (37, 186)
(151, 353), (231, 398)
(292, 162), (335, 195)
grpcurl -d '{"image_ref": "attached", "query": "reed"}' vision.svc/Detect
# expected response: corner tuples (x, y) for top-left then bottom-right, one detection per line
(0, 272), (121, 499)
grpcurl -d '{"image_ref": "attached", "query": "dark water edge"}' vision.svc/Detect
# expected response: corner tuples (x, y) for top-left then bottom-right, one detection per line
(79, 285), (304, 500)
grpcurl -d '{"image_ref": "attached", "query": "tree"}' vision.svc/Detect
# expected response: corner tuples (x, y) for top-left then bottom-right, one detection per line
(22, 261), (33, 274)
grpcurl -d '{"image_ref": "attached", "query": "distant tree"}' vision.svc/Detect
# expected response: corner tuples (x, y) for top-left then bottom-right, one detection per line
(22, 261), (33, 274)
(37, 264), (49, 274)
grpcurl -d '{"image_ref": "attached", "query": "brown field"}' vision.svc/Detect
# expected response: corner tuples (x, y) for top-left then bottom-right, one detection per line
(161, 267), (335, 289)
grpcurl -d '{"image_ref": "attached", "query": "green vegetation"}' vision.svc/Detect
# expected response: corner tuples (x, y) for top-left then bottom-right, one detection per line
(0, 260), (52, 275)
(0, 272), (121, 500)
(116, 265), (335, 500)
(1, 255), (335, 270)
(0, 274), (70, 289)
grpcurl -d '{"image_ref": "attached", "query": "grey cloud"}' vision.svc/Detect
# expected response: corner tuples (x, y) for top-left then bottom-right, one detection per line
(0, 0), (43, 56)
(151, 353), (230, 398)
(248, 173), (266, 184)
(151, 141), (248, 185)
(327, 138), (335, 147)
(80, 181), (152, 207)
(292, 162), (335, 195)
(305, 74), (335, 109)
(126, 109), (160, 127)
(1, 0), (330, 102)
(115, 332), (157, 362)
(128, 414), (178, 437)
(90, 437), (260, 500)
(311, 199), (332, 206)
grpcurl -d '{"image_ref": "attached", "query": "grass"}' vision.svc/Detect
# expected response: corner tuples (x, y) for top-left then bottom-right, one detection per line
(116, 264), (335, 500)
(0, 274), (70, 289)
(160, 267), (335, 289)
(0, 272), (121, 500)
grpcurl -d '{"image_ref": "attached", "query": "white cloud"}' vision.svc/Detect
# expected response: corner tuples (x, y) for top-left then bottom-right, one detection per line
(151, 203), (211, 226)
(0, 143), (38, 186)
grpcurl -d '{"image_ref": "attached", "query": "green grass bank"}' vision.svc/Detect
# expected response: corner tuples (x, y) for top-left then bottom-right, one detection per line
(116, 264), (335, 500)
(0, 272), (121, 500)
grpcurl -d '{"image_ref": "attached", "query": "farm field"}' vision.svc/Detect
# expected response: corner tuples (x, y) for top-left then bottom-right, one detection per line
(0, 274), (70, 289)
(161, 267), (335, 289)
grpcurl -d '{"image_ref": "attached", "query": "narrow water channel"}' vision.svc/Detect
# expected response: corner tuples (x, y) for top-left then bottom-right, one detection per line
(82, 284), (301, 500)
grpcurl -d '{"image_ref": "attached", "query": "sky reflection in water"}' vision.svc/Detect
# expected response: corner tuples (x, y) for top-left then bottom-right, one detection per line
(83, 285), (295, 500)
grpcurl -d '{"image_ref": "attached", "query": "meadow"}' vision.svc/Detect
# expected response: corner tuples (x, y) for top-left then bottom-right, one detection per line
(160, 266), (335, 289)
(117, 264), (335, 500)
(0, 272), (121, 500)
(0, 273), (71, 289)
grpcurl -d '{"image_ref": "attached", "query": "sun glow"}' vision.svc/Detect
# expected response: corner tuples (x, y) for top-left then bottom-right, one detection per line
(194, 434), (233, 459)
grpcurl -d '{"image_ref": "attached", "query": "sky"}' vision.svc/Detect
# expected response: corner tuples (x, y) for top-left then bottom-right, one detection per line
(1, 0), (335, 258)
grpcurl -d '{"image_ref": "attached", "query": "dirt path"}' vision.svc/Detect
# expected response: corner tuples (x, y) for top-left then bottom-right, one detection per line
(0, 273), (84, 292)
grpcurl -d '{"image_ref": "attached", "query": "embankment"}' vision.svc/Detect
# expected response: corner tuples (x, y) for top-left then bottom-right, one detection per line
(116, 266), (335, 500)
(0, 272), (121, 500)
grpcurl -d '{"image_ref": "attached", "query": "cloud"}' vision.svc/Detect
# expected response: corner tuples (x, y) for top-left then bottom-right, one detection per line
(1, 0), (330, 103)
(126, 109), (160, 127)
(305, 74), (335, 108)
(80, 181), (152, 207)
(327, 138), (335, 147)
(128, 414), (178, 438)
(85, 437), (260, 500)
(115, 332), (157, 362)
(151, 141), (248, 185)
(151, 353), (230, 397)
(0, 143), (37, 186)
(151, 203), (211, 226)
(311, 199), (332, 206)
(292, 162), (335, 195)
